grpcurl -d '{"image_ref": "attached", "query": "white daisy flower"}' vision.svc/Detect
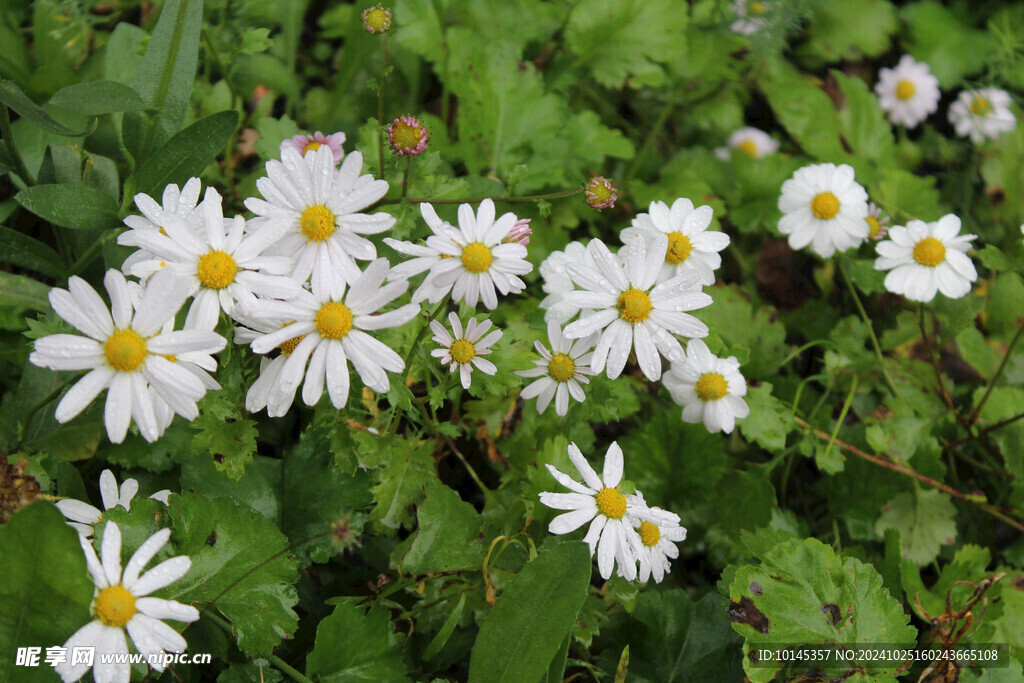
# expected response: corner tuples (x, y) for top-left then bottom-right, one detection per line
(865, 202), (890, 241)
(714, 127), (779, 160)
(625, 492), (687, 584)
(873, 214), (977, 302)
(119, 179), (206, 275)
(232, 314), (308, 416)
(731, 0), (771, 35)
(560, 237), (712, 382)
(29, 269), (226, 444)
(948, 88), (1017, 143)
(387, 199), (533, 310)
(246, 259), (419, 416)
(244, 147), (394, 296)
(55, 523), (199, 683)
(516, 320), (596, 416)
(621, 198), (730, 287)
(874, 55), (940, 128)
(777, 163), (870, 258)
(429, 312), (502, 389)
(538, 441), (641, 580)
(118, 186), (301, 330)
(56, 469), (171, 537)
(663, 339), (750, 434)
(383, 202), (466, 305)
(539, 241), (595, 324)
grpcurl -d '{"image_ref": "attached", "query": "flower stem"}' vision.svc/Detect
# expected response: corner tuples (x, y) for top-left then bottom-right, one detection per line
(0, 103), (34, 186)
(968, 321), (1024, 423)
(387, 296), (449, 435)
(918, 302), (975, 435)
(837, 260), (903, 400)
(377, 34), (389, 179)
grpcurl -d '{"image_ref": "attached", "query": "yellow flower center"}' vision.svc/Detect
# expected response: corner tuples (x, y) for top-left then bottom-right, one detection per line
(315, 302), (353, 340)
(616, 288), (653, 324)
(93, 585), (137, 628)
(450, 339), (476, 364)
(639, 521), (661, 547)
(866, 216), (881, 239)
(196, 249), (238, 290)
(912, 237), (946, 267)
(300, 204), (336, 242)
(748, 1), (767, 16)
(391, 119), (427, 151)
(461, 242), (493, 273)
(695, 372), (728, 402)
(547, 353), (576, 382)
(104, 329), (147, 372)
(665, 231), (693, 265)
(895, 79), (916, 101)
(363, 6), (391, 33)
(302, 141), (323, 155)
(595, 487), (627, 519)
(969, 96), (993, 116)
(737, 139), (759, 157)
(810, 191), (840, 220)
(277, 322), (306, 356)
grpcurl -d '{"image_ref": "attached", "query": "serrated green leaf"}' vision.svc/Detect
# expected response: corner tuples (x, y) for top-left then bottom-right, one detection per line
(833, 70), (895, 164)
(402, 479), (485, 573)
(729, 537), (917, 683)
(0, 502), (94, 683)
(49, 80), (150, 116)
(738, 383), (793, 451)
(468, 540), (591, 683)
(627, 591), (744, 683)
(131, 109), (239, 199)
(902, 2), (988, 87)
(368, 439), (436, 529)
(306, 600), (409, 682)
(167, 493), (300, 657)
(15, 183), (120, 230)
(802, 0), (898, 65)
(0, 79), (92, 137)
(761, 65), (846, 161)
(870, 167), (945, 223)
(875, 488), (956, 565)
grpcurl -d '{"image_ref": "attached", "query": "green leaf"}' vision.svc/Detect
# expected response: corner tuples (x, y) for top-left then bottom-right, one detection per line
(123, 0), (205, 161)
(0, 226), (63, 277)
(423, 593), (466, 661)
(0, 502), (94, 682)
(190, 356), (258, 480)
(306, 600), (409, 682)
(15, 183), (120, 230)
(875, 488), (957, 566)
(167, 493), (300, 657)
(833, 70), (895, 164)
(801, 0), (898, 65)
(565, 0), (688, 88)
(695, 285), (787, 380)
(0, 271), (51, 311)
(402, 479), (486, 573)
(729, 537), (917, 683)
(48, 80), (150, 116)
(902, 2), (989, 87)
(761, 64), (847, 161)
(627, 591), (744, 683)
(0, 79), (92, 136)
(468, 540), (592, 683)
(739, 383), (794, 452)
(131, 109), (239, 199)
(870, 167), (945, 223)
(253, 115), (300, 162)
(104, 23), (149, 85)
(899, 544), (992, 619)
(368, 439), (436, 529)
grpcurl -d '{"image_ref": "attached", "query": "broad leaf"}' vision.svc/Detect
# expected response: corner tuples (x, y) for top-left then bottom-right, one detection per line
(875, 488), (957, 566)
(0, 79), (92, 136)
(306, 600), (409, 682)
(0, 271), (52, 312)
(15, 183), (120, 231)
(49, 80), (150, 116)
(402, 479), (485, 574)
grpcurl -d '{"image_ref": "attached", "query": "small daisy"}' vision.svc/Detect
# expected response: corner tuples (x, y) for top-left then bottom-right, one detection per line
(280, 131), (346, 165)
(874, 55), (941, 129)
(873, 214), (977, 302)
(539, 241), (595, 324)
(539, 442), (641, 580)
(626, 492), (687, 584)
(429, 313), (502, 389)
(232, 314), (308, 416)
(29, 269), (226, 444)
(246, 259), (419, 415)
(119, 178), (205, 275)
(384, 202), (466, 304)
(949, 88), (1017, 143)
(621, 197), (730, 287)
(777, 163), (870, 258)
(865, 202), (890, 241)
(561, 237), (712, 381)
(387, 199), (533, 310)
(55, 523), (199, 683)
(387, 115), (429, 157)
(715, 127), (779, 160)
(119, 186), (301, 330)
(245, 147), (394, 296)
(516, 320), (596, 416)
(57, 469), (171, 537)
(731, 0), (771, 35)
(663, 339), (749, 434)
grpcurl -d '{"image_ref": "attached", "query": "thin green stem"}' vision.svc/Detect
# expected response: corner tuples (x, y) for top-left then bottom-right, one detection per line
(377, 34), (390, 179)
(201, 28), (243, 199)
(387, 297), (449, 434)
(204, 611), (313, 683)
(969, 322), (1024, 423)
(386, 187), (583, 206)
(918, 302), (974, 435)
(401, 157), (412, 200)
(822, 375), (858, 465)
(1, 103), (34, 186)
(67, 229), (119, 277)
(837, 260), (903, 399)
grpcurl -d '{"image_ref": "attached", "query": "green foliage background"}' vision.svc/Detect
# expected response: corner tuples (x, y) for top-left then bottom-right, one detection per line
(1, 0), (1024, 681)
